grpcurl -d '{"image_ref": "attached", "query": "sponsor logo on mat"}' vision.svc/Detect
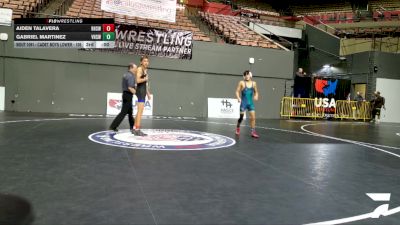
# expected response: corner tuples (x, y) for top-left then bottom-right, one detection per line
(88, 129), (236, 150)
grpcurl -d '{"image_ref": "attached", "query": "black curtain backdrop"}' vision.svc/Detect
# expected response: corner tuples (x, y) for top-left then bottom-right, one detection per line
(311, 77), (351, 100)
(294, 77), (351, 100)
(293, 76), (312, 98)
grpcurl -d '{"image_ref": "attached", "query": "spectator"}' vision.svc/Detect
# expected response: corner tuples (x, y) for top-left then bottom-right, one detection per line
(353, 91), (364, 119)
(370, 91), (385, 123)
(295, 67), (306, 77)
(294, 68), (310, 98)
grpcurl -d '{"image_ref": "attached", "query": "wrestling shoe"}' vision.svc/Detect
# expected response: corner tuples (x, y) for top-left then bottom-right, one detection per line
(134, 130), (148, 136)
(235, 127), (240, 135)
(109, 127), (118, 132)
(251, 130), (259, 138)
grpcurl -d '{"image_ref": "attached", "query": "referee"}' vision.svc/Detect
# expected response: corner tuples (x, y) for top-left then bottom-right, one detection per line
(109, 63), (137, 133)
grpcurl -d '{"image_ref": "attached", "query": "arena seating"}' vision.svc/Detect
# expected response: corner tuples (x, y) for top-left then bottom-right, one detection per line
(239, 15), (296, 28)
(240, 7), (280, 17)
(3, 0), (398, 45)
(292, 2), (353, 16)
(64, 0), (211, 41)
(369, 0), (400, 10)
(234, 0), (276, 14)
(335, 26), (400, 38)
(0, 0), (49, 18)
(199, 11), (280, 49)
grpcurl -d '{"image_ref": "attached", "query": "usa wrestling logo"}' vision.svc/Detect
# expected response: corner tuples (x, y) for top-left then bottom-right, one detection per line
(88, 129), (236, 151)
(315, 79), (338, 96)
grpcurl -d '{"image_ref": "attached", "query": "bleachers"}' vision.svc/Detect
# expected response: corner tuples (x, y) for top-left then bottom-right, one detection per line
(293, 0), (400, 24)
(238, 13), (295, 28)
(369, 0), (400, 11)
(335, 26), (400, 38)
(291, 2), (353, 16)
(200, 11), (280, 49)
(0, 0), (48, 18)
(240, 6), (280, 17)
(372, 10), (400, 21)
(304, 11), (356, 24)
(64, 0), (211, 42)
(235, 0), (276, 14)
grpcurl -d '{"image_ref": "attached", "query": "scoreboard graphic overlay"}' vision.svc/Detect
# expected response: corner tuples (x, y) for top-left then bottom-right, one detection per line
(14, 18), (115, 48)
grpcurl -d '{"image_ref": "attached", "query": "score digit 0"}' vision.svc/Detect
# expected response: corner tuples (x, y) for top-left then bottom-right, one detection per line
(102, 32), (115, 41)
(102, 24), (115, 32)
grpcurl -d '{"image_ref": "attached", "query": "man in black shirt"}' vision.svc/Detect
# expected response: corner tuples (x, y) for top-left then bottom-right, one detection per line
(295, 67), (306, 77)
(370, 91), (385, 123)
(353, 91), (364, 119)
(109, 63), (137, 132)
(354, 91), (364, 102)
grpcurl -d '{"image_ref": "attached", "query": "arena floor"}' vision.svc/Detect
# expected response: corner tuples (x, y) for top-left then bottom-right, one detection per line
(0, 112), (399, 225)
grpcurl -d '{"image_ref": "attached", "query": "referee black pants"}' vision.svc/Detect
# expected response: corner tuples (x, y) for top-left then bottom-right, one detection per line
(372, 107), (381, 119)
(110, 91), (135, 130)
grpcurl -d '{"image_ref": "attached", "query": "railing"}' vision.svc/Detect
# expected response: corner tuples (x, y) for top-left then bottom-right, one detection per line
(54, 0), (75, 16)
(11, 9), (73, 18)
(280, 97), (372, 121)
(186, 9), (227, 43)
(247, 22), (293, 50)
(280, 97), (325, 119)
(316, 19), (339, 34)
(302, 15), (339, 35)
(335, 100), (372, 121)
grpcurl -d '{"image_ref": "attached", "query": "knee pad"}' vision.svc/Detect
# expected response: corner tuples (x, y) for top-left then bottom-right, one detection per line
(238, 114), (244, 123)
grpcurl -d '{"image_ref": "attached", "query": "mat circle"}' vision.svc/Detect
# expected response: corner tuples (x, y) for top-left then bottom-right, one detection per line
(88, 129), (236, 150)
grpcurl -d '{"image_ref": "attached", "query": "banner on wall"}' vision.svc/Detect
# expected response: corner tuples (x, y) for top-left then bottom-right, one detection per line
(101, 0), (176, 23)
(0, 8), (12, 26)
(208, 98), (245, 119)
(311, 78), (351, 116)
(111, 24), (193, 60)
(106, 92), (153, 116)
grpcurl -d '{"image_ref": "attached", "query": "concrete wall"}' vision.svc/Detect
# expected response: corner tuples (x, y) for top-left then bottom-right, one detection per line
(340, 37), (400, 55)
(376, 78), (400, 123)
(345, 51), (370, 83)
(375, 51), (400, 80)
(0, 25), (294, 118)
(305, 24), (342, 73)
(343, 51), (400, 100)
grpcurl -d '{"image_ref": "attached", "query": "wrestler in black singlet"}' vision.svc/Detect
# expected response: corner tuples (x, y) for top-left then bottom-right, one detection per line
(136, 69), (147, 103)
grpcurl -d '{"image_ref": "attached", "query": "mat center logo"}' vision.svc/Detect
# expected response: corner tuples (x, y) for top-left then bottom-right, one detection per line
(88, 129), (236, 150)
